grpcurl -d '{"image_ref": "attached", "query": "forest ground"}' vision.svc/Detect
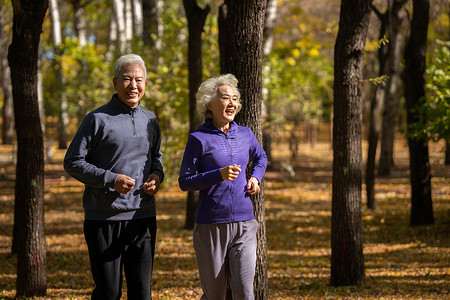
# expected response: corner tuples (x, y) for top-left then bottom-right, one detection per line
(0, 130), (449, 299)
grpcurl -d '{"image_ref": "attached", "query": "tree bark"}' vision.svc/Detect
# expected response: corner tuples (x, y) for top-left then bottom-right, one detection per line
(142, 0), (161, 49)
(366, 4), (388, 210)
(261, 0), (277, 167)
(124, 0), (133, 45)
(112, 0), (127, 54)
(8, 0), (48, 296)
(142, 0), (163, 67)
(378, 0), (408, 176)
(331, 0), (372, 286)
(219, 1), (268, 298)
(183, 0), (210, 230)
(402, 0), (434, 226)
(0, 1), (13, 145)
(70, 0), (88, 46)
(49, 0), (69, 149)
(446, 141), (450, 165)
(132, 0), (143, 41)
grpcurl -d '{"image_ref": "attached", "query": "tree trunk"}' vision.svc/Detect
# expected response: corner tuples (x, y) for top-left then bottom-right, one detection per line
(132, 0), (143, 42)
(124, 0), (133, 46)
(331, 0), (372, 287)
(378, 0), (408, 176)
(446, 141), (450, 165)
(8, 0), (48, 296)
(49, 0), (69, 149)
(183, 0), (210, 230)
(112, 0), (127, 54)
(366, 85), (383, 210)
(143, 0), (160, 48)
(219, 1), (268, 298)
(261, 0), (277, 167)
(142, 0), (163, 67)
(106, 11), (117, 61)
(0, 2), (13, 145)
(70, 0), (87, 46)
(402, 0), (434, 226)
(311, 117), (319, 148)
(366, 4), (388, 210)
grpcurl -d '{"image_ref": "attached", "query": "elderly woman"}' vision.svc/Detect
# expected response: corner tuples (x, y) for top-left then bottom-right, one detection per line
(178, 74), (267, 300)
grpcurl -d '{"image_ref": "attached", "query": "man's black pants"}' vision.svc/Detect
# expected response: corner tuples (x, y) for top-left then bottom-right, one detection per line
(84, 217), (157, 300)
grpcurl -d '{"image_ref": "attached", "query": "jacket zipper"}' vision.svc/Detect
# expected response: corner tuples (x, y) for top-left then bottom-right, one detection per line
(226, 134), (234, 221)
(131, 110), (136, 135)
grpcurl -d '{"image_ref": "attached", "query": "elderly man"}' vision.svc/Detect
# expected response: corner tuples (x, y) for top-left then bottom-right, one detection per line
(64, 54), (163, 300)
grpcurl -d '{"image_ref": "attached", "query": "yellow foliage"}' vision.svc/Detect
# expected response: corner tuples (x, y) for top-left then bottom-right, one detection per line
(365, 39), (380, 52)
(298, 23), (307, 32)
(309, 48), (320, 57)
(291, 48), (301, 58)
(286, 57), (296, 66)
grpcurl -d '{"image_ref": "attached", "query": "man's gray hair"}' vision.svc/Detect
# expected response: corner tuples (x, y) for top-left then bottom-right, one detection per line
(113, 54), (147, 79)
(196, 74), (242, 120)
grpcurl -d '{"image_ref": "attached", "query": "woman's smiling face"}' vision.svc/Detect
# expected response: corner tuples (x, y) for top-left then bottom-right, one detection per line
(113, 63), (146, 108)
(207, 85), (239, 128)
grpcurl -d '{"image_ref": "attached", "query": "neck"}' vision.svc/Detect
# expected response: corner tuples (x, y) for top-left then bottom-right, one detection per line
(212, 119), (230, 133)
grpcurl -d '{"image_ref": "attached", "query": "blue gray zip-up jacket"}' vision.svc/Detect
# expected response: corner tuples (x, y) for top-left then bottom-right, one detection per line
(64, 94), (164, 221)
(178, 119), (267, 224)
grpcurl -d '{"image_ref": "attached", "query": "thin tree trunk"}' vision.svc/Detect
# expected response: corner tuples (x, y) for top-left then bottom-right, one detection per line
(0, 1), (13, 145)
(183, 0), (210, 230)
(261, 0), (277, 166)
(106, 11), (117, 61)
(8, 0), (48, 296)
(112, 0), (127, 54)
(403, 0), (433, 226)
(219, 1), (268, 298)
(331, 0), (372, 286)
(49, 0), (68, 149)
(446, 142), (450, 165)
(366, 85), (383, 210)
(378, 0), (408, 175)
(366, 3), (388, 210)
(311, 116), (319, 148)
(124, 0), (133, 48)
(70, 0), (87, 46)
(132, 0), (143, 43)
(142, 0), (163, 67)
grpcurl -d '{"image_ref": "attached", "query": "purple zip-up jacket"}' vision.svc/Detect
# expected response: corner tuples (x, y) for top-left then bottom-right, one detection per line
(178, 119), (267, 224)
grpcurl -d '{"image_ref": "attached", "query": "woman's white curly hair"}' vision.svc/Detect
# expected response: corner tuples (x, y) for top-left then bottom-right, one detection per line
(196, 74), (242, 120)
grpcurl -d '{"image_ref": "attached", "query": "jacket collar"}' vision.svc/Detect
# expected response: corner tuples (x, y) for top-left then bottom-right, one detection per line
(111, 93), (141, 114)
(202, 118), (238, 138)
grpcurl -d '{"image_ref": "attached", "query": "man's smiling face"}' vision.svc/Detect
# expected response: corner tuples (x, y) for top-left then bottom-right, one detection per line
(113, 63), (146, 108)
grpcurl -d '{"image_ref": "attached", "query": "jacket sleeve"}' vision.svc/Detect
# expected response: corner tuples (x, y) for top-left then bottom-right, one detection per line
(149, 118), (164, 183)
(248, 128), (268, 183)
(178, 134), (223, 191)
(63, 115), (118, 188)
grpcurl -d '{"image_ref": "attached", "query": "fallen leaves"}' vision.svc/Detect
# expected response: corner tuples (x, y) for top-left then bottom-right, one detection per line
(0, 139), (449, 299)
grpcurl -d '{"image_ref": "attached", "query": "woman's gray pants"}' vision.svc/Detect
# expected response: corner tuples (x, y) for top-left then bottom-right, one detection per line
(193, 219), (258, 300)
